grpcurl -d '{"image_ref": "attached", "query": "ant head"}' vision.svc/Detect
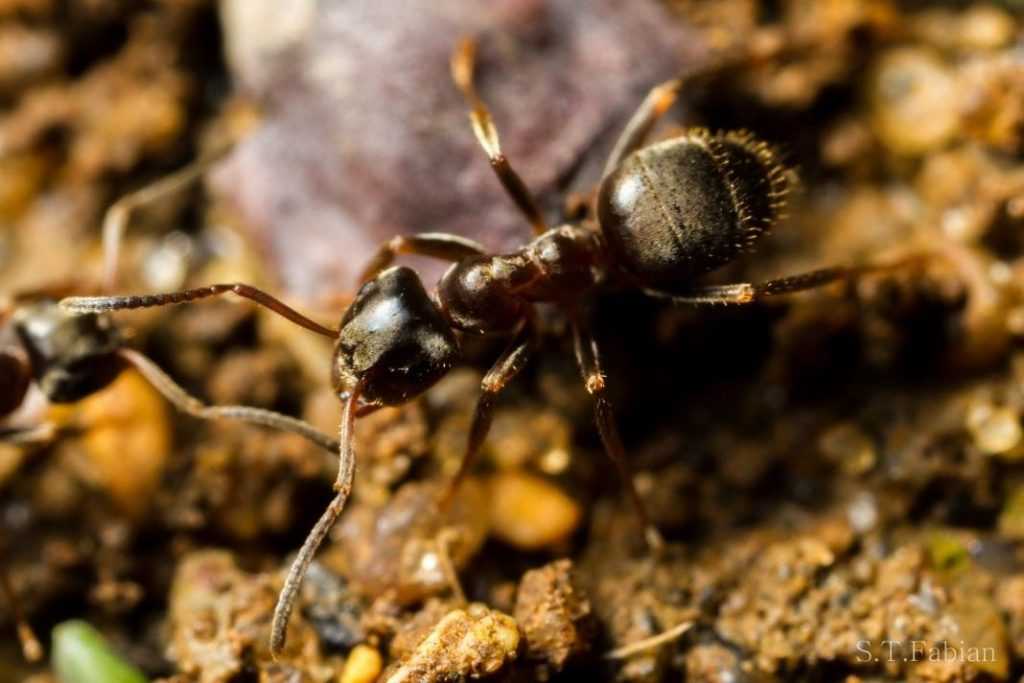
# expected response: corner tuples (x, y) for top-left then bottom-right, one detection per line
(597, 129), (790, 289)
(332, 266), (459, 407)
(12, 301), (123, 403)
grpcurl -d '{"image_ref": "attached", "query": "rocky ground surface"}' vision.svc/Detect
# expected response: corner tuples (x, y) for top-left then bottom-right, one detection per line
(1, 1), (1023, 681)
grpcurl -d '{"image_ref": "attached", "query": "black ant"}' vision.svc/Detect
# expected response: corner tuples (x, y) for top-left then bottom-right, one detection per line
(0, 149), (340, 659)
(60, 40), (908, 655)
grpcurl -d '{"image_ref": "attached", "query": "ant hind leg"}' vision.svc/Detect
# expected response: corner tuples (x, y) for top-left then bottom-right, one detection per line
(644, 258), (924, 306)
(603, 78), (682, 179)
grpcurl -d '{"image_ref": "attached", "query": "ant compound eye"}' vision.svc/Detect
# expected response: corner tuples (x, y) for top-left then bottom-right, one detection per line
(597, 129), (790, 289)
(333, 266), (459, 406)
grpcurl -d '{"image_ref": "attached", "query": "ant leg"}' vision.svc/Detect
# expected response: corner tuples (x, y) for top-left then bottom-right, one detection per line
(102, 144), (231, 291)
(439, 318), (535, 509)
(60, 283), (337, 338)
(450, 38), (548, 236)
(358, 233), (486, 284)
(569, 311), (664, 552)
(644, 260), (917, 306)
(602, 78), (682, 179)
(118, 349), (340, 453)
(270, 381), (363, 656)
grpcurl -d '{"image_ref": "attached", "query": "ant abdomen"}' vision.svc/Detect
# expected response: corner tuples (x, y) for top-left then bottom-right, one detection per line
(333, 266), (459, 406)
(597, 129), (789, 289)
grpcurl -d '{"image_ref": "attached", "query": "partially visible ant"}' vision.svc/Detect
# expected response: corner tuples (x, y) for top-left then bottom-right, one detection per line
(60, 39), (912, 655)
(0, 147), (340, 660)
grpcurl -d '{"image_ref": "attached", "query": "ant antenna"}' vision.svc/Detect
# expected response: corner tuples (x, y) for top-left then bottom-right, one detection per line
(61, 283), (338, 339)
(102, 143), (232, 292)
(117, 349), (340, 453)
(270, 380), (362, 657)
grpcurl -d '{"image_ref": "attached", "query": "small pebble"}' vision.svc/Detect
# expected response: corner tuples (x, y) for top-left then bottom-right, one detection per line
(340, 644), (383, 683)
(488, 470), (581, 550)
(868, 47), (959, 156)
(384, 604), (519, 683)
(966, 403), (1023, 457)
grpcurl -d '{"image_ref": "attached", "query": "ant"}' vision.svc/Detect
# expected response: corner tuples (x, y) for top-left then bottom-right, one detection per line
(60, 39), (908, 655)
(0, 149), (341, 659)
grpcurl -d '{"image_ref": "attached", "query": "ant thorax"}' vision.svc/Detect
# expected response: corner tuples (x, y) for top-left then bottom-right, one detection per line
(437, 225), (605, 335)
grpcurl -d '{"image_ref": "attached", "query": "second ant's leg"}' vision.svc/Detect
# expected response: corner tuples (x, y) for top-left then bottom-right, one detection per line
(358, 233), (486, 284)
(570, 311), (664, 552)
(602, 78), (682, 179)
(439, 319), (535, 509)
(451, 38), (548, 236)
(644, 260), (919, 306)
(61, 282), (337, 338)
(118, 349), (340, 453)
(102, 143), (232, 291)
(1, 558), (42, 662)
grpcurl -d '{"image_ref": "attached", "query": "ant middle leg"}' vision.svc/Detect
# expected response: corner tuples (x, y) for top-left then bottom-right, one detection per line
(358, 233), (486, 284)
(643, 259), (922, 306)
(569, 311), (664, 552)
(439, 318), (536, 509)
(450, 38), (548, 236)
(60, 283), (337, 338)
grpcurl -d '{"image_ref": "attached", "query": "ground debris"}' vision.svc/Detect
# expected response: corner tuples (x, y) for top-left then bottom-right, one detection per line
(381, 603), (520, 683)
(514, 559), (593, 676)
(166, 550), (330, 682)
(329, 480), (490, 605)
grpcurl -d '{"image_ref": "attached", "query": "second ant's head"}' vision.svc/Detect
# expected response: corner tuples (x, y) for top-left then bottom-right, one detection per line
(12, 301), (123, 403)
(597, 129), (790, 290)
(332, 266), (459, 407)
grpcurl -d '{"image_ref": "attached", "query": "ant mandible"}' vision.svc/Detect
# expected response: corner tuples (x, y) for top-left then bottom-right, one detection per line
(61, 39), (903, 655)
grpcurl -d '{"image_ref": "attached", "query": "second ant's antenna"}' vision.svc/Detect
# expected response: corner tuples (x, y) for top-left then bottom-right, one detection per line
(102, 143), (232, 292)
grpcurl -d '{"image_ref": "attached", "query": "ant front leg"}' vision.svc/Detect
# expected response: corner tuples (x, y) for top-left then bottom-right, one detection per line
(569, 311), (664, 552)
(358, 233), (486, 284)
(451, 38), (548, 236)
(439, 318), (536, 509)
(645, 259), (920, 306)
